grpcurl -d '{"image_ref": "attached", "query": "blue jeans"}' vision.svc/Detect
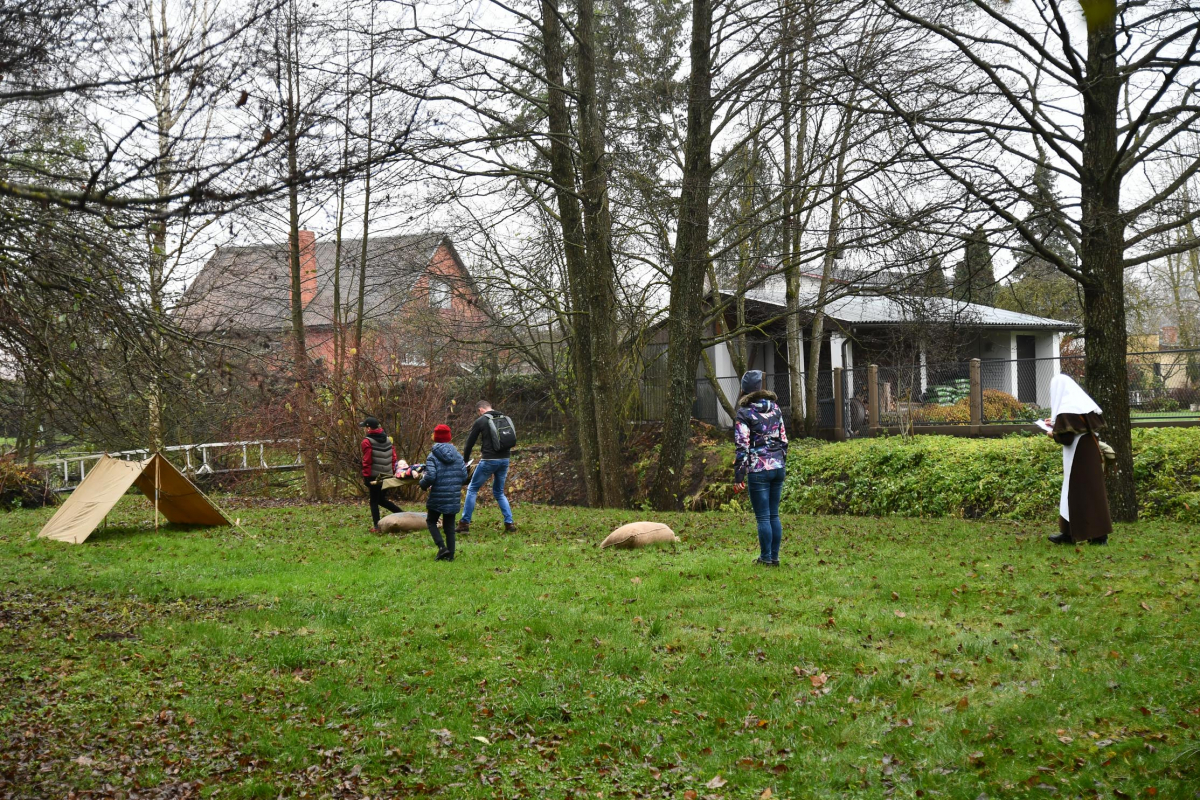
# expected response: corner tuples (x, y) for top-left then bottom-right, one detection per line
(461, 459), (513, 524)
(747, 467), (785, 561)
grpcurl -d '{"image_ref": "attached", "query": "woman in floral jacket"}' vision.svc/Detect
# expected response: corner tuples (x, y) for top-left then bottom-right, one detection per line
(732, 370), (788, 567)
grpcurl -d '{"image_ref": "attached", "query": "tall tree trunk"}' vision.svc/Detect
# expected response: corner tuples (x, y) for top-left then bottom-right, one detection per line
(779, 11), (797, 425)
(353, 3), (377, 391)
(1079, 3), (1135, 521)
(575, 0), (625, 506)
(1176, 186), (1198, 349)
(784, 5), (811, 434)
(147, 220), (166, 452)
(540, 0), (602, 505)
(649, 0), (713, 509)
(332, 15), (352, 386)
(284, 1), (322, 501)
(146, 0), (173, 452)
(22, 379), (42, 467)
(701, 348), (737, 421)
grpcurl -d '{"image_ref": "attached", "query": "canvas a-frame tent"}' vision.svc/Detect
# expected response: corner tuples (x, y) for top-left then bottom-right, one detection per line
(39, 453), (231, 544)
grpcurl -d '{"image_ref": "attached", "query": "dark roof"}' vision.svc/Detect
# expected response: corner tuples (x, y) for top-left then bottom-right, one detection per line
(177, 233), (454, 332)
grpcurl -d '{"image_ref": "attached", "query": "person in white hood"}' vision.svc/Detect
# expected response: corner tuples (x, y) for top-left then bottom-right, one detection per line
(1045, 374), (1112, 545)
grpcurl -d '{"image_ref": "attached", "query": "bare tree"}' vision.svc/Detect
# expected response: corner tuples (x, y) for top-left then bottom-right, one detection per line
(870, 0), (1200, 520)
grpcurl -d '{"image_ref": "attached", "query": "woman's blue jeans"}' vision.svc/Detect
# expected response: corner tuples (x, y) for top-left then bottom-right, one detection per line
(747, 467), (785, 561)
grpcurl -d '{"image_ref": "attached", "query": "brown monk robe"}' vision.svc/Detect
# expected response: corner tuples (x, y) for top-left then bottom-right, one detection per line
(1052, 411), (1113, 543)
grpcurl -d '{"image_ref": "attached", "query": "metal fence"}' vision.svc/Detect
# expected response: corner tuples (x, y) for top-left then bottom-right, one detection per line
(37, 439), (306, 491)
(876, 360), (974, 427)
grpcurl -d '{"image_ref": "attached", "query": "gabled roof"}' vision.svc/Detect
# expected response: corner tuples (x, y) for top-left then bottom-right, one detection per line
(727, 285), (1075, 331)
(177, 233), (459, 332)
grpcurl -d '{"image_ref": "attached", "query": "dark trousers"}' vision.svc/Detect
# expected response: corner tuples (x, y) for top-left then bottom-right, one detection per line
(427, 510), (456, 556)
(366, 478), (402, 526)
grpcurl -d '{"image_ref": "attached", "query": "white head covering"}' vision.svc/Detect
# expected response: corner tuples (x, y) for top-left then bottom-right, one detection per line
(1049, 374), (1101, 420)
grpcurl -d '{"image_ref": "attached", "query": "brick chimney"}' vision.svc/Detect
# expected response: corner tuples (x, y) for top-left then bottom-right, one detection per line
(290, 229), (318, 308)
(1161, 325), (1179, 347)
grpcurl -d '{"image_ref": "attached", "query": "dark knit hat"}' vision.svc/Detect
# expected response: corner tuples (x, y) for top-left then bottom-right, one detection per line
(740, 370), (764, 395)
(360, 416), (380, 428)
(433, 424), (452, 443)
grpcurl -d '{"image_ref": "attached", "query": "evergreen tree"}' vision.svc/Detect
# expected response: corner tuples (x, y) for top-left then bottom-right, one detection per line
(953, 225), (996, 305)
(997, 161), (1083, 322)
(922, 255), (948, 297)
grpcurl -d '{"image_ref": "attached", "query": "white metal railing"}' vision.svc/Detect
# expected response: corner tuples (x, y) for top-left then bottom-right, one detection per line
(37, 439), (304, 488)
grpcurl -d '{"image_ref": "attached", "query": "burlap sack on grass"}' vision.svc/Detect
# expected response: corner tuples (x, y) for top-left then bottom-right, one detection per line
(600, 521), (679, 549)
(377, 512), (429, 533)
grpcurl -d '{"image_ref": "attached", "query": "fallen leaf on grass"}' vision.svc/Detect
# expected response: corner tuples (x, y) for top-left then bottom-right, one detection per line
(472, 736), (490, 745)
(74, 755), (94, 766)
(761, 789), (773, 799)
(810, 673), (828, 688)
(631, 577), (642, 585)
(956, 697), (969, 712)
(894, 610), (906, 618)
(891, 591), (899, 601)
(706, 775), (727, 789)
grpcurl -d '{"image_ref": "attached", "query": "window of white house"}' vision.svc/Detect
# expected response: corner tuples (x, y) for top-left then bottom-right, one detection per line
(429, 279), (451, 309)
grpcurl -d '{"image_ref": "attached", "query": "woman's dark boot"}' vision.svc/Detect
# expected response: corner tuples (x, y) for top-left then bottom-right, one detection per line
(1088, 536), (1108, 545)
(1048, 533), (1073, 545)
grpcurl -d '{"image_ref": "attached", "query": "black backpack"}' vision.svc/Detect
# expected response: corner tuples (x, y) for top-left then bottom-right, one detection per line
(486, 412), (518, 451)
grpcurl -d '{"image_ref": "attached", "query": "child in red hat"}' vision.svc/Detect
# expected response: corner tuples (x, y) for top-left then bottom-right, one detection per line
(418, 424), (469, 560)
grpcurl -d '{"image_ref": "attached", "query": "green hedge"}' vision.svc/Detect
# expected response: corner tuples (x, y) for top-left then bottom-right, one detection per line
(779, 427), (1200, 522)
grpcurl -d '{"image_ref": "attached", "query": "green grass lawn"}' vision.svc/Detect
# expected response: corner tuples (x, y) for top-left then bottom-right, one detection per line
(1, 500), (1198, 799)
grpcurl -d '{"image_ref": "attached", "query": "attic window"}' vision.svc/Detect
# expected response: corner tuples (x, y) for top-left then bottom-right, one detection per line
(429, 279), (451, 309)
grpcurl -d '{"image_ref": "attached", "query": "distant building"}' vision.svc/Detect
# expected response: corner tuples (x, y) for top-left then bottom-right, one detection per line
(1127, 325), (1198, 408)
(643, 272), (1076, 428)
(178, 232), (487, 379)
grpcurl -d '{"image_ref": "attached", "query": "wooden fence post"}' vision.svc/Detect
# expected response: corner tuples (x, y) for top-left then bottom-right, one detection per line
(969, 358), (982, 427)
(867, 364), (879, 432)
(833, 367), (845, 441)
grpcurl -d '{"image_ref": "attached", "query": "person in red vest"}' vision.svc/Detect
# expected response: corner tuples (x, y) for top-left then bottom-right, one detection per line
(361, 416), (403, 531)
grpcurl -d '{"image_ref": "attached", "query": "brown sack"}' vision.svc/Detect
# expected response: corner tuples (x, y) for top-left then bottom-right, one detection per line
(600, 521), (679, 549)
(377, 512), (429, 533)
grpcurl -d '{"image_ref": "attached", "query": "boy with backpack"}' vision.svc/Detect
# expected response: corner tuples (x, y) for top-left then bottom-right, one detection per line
(457, 400), (517, 533)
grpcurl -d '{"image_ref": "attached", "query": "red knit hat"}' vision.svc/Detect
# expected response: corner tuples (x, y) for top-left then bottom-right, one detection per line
(433, 424), (452, 443)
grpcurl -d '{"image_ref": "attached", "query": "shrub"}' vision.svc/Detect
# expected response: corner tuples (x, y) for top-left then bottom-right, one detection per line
(981, 389), (1035, 421)
(0, 460), (56, 510)
(1145, 395), (1181, 413)
(920, 402), (970, 424)
(780, 427), (1200, 522)
(1168, 386), (1197, 408)
(910, 389), (1036, 424)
